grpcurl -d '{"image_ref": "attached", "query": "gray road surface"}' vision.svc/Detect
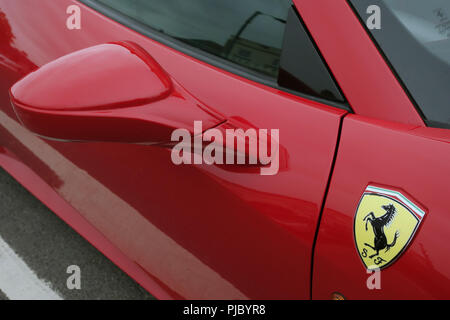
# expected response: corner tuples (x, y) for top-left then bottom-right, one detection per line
(0, 168), (154, 300)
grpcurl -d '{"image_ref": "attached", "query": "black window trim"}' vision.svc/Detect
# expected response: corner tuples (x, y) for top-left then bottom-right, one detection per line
(78, 0), (351, 112)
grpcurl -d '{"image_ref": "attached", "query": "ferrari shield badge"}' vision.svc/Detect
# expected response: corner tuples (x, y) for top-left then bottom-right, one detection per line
(354, 185), (426, 270)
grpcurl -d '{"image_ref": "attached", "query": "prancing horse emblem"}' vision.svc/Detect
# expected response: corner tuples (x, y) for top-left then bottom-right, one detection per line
(354, 185), (426, 270)
(363, 204), (399, 258)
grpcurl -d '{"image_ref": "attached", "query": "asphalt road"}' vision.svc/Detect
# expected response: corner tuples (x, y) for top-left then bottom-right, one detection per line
(0, 168), (154, 300)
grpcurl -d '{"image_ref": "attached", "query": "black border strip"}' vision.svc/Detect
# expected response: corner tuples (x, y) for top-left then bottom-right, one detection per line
(78, 0), (352, 112)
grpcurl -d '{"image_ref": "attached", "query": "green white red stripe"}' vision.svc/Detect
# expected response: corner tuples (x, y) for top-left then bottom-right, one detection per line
(365, 185), (425, 220)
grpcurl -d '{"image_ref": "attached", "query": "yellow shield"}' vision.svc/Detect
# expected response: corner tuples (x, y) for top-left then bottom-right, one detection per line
(354, 185), (426, 270)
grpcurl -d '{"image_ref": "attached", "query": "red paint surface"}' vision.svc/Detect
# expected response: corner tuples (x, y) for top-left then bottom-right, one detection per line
(312, 115), (450, 299)
(10, 41), (224, 143)
(0, 0), (346, 299)
(0, 0), (448, 300)
(293, 0), (424, 126)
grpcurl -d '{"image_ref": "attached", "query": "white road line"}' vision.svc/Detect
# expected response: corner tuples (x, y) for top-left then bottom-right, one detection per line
(0, 235), (62, 300)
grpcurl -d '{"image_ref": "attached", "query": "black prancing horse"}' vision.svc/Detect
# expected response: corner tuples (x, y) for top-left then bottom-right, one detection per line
(363, 203), (400, 258)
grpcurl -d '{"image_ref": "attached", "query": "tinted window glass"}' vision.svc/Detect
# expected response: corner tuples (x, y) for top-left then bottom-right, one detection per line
(278, 7), (346, 103)
(96, 0), (291, 78)
(350, 0), (450, 128)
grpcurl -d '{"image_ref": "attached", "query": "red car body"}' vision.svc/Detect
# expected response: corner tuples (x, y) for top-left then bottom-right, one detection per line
(0, 0), (449, 299)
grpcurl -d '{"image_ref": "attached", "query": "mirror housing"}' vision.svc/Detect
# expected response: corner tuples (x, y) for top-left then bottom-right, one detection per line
(9, 41), (224, 144)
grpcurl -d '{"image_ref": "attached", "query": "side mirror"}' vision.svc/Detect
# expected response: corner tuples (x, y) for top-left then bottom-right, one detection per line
(9, 41), (224, 144)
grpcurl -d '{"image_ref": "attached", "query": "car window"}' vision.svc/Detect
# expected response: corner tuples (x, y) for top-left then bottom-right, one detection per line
(350, 0), (450, 128)
(83, 0), (349, 109)
(278, 7), (346, 103)
(95, 0), (291, 78)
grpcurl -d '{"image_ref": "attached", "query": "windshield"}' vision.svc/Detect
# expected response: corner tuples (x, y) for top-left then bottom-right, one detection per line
(350, 0), (450, 128)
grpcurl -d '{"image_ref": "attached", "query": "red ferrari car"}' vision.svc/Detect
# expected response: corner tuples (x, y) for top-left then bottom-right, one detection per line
(0, 0), (449, 299)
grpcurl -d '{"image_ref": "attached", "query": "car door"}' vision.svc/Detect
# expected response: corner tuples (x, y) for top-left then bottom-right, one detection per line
(0, 0), (349, 299)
